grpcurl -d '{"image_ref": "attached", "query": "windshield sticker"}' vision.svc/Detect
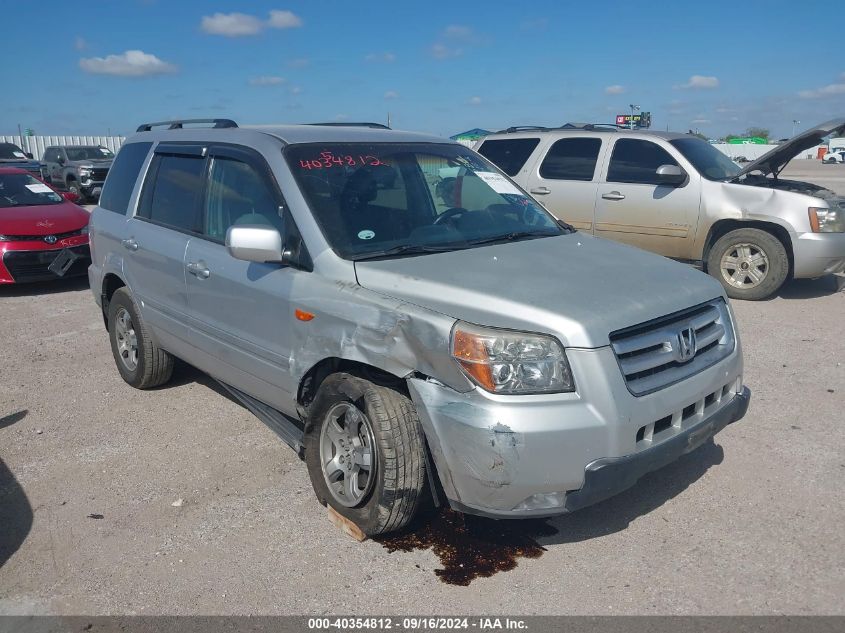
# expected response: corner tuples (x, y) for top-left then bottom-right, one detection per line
(299, 151), (386, 170)
(25, 183), (53, 194)
(357, 229), (375, 240)
(99, 148), (111, 155)
(13, 151), (26, 158)
(474, 171), (523, 196)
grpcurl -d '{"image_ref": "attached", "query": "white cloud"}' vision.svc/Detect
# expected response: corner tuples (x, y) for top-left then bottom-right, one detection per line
(290, 86), (303, 95)
(201, 10), (303, 37)
(201, 12), (264, 36)
(384, 90), (399, 100)
(365, 52), (396, 63)
(431, 43), (463, 59)
(604, 84), (625, 95)
(468, 96), (482, 105)
(798, 81), (845, 99)
(268, 10), (302, 29)
(443, 25), (474, 40)
(676, 75), (719, 90)
(74, 36), (88, 51)
(79, 50), (177, 77)
(249, 75), (285, 86)
(287, 58), (309, 68)
(691, 118), (710, 124)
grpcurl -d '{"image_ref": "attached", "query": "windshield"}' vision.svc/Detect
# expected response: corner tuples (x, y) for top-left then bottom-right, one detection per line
(669, 137), (741, 181)
(0, 143), (29, 160)
(65, 146), (114, 161)
(285, 143), (563, 259)
(0, 173), (63, 208)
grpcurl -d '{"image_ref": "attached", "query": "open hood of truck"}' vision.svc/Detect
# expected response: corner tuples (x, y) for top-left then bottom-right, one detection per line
(733, 117), (845, 179)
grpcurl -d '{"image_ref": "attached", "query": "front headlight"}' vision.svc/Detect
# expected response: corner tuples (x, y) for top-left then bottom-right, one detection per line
(809, 207), (844, 233)
(451, 322), (574, 394)
(78, 167), (92, 176)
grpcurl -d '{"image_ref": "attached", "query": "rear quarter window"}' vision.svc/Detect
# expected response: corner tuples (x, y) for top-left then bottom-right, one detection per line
(477, 138), (540, 176)
(539, 138), (602, 181)
(99, 142), (152, 215)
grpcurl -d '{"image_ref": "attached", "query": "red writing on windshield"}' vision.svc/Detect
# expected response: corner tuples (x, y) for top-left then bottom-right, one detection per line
(299, 151), (386, 170)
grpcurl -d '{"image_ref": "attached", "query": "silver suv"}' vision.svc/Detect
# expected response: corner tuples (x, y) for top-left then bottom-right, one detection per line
(476, 119), (845, 300)
(89, 118), (749, 535)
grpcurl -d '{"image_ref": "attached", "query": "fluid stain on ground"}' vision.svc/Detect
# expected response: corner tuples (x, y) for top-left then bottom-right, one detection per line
(375, 508), (557, 586)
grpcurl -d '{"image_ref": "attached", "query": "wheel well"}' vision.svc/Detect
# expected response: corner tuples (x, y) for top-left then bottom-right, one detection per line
(297, 358), (409, 408)
(100, 274), (126, 328)
(702, 220), (793, 277)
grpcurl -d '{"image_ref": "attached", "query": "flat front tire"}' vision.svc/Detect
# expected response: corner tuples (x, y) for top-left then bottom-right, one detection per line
(304, 373), (426, 536)
(107, 288), (174, 389)
(707, 228), (789, 300)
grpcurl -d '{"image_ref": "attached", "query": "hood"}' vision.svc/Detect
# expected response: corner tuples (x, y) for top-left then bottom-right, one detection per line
(0, 201), (89, 236)
(0, 158), (43, 171)
(71, 158), (113, 167)
(734, 117), (845, 179)
(354, 234), (725, 348)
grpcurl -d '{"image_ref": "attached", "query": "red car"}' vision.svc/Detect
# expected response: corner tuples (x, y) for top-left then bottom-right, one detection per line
(0, 167), (91, 284)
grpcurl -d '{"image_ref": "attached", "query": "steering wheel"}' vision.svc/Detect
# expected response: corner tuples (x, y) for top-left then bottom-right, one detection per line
(433, 207), (469, 226)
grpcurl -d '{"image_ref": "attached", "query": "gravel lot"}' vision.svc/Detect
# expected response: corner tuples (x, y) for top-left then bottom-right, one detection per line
(1, 161), (843, 615)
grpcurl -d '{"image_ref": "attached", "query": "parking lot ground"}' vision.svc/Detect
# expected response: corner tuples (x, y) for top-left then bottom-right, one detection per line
(1, 161), (844, 615)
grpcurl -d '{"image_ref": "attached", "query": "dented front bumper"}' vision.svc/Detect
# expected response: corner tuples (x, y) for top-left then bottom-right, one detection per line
(408, 345), (746, 519)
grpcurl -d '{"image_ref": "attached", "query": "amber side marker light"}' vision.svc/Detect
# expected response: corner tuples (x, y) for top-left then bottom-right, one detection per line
(451, 329), (496, 391)
(295, 309), (315, 322)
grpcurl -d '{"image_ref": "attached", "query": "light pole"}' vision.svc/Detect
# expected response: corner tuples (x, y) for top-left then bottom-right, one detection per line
(629, 104), (640, 129)
(792, 119), (800, 137)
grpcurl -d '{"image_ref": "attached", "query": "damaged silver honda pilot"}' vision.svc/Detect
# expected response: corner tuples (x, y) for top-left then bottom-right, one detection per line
(89, 119), (749, 535)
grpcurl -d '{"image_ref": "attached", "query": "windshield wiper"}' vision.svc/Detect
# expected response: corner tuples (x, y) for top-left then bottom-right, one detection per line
(465, 230), (561, 247)
(352, 243), (465, 261)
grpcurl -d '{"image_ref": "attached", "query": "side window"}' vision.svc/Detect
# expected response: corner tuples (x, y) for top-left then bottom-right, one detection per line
(477, 138), (541, 176)
(137, 153), (205, 232)
(539, 138), (602, 181)
(43, 148), (56, 163)
(203, 156), (282, 242)
(99, 142), (152, 215)
(607, 139), (679, 185)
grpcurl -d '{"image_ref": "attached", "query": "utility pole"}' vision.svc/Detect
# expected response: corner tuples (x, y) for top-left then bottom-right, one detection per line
(387, 112), (391, 128)
(628, 104), (640, 129)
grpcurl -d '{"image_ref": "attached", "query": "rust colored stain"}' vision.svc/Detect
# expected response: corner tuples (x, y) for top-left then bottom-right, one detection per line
(375, 508), (557, 586)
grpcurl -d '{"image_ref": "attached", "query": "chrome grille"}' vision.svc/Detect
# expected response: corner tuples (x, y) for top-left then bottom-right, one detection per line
(610, 299), (735, 396)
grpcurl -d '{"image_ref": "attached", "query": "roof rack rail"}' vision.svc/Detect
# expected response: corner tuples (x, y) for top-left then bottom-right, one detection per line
(559, 122), (625, 130)
(495, 125), (551, 134)
(136, 118), (238, 132)
(307, 122), (391, 129)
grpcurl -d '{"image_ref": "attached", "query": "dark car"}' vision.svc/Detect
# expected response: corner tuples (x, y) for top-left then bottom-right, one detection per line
(0, 142), (44, 179)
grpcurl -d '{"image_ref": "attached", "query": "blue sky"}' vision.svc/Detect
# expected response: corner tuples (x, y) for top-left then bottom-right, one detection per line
(1, 0), (842, 139)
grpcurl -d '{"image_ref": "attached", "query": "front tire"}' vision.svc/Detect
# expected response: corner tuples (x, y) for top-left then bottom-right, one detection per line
(707, 228), (789, 300)
(66, 180), (86, 202)
(107, 288), (174, 389)
(304, 373), (426, 536)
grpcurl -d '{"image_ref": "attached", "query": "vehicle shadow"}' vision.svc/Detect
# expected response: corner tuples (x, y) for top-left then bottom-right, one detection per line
(777, 274), (845, 300)
(0, 276), (89, 297)
(541, 439), (724, 544)
(0, 456), (34, 568)
(161, 360), (242, 405)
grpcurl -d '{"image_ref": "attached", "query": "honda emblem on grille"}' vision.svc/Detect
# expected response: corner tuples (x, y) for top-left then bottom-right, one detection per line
(676, 326), (697, 363)
(44, 235), (57, 244)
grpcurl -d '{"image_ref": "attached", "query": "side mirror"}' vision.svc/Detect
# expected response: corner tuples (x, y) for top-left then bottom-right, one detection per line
(57, 156), (65, 165)
(62, 191), (80, 202)
(655, 164), (686, 186)
(226, 225), (284, 263)
(25, 152), (34, 159)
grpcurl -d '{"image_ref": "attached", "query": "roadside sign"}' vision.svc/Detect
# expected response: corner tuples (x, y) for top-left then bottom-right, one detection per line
(616, 112), (651, 128)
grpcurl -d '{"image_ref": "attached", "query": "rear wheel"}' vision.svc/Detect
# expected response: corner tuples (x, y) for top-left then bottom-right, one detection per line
(707, 228), (789, 300)
(304, 373), (426, 535)
(107, 288), (174, 389)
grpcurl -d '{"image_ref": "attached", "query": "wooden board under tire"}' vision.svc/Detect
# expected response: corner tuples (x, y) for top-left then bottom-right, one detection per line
(327, 506), (368, 542)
